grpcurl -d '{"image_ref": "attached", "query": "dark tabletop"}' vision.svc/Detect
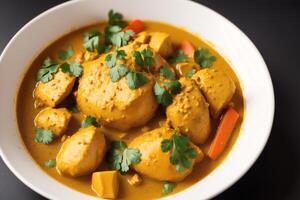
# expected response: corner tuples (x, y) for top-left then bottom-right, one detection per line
(1, 0), (299, 199)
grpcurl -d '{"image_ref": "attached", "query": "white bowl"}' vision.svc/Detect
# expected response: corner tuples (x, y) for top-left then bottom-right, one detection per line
(0, 0), (274, 199)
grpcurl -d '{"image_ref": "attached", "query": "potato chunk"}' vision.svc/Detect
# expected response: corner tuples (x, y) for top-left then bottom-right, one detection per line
(92, 171), (119, 199)
(166, 77), (211, 144)
(129, 127), (203, 182)
(56, 126), (106, 177)
(34, 107), (71, 137)
(34, 70), (76, 108)
(149, 32), (173, 58)
(192, 68), (236, 118)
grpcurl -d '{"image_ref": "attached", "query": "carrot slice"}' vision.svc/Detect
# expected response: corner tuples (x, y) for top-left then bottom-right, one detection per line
(178, 41), (195, 57)
(126, 20), (145, 33)
(208, 107), (240, 160)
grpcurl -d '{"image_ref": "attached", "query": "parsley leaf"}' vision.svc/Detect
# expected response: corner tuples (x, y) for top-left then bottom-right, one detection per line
(107, 140), (141, 174)
(35, 128), (55, 144)
(44, 159), (56, 168)
(164, 80), (181, 95)
(108, 10), (127, 28)
(36, 58), (59, 83)
(162, 181), (176, 195)
(154, 82), (173, 106)
(60, 61), (83, 77)
(110, 64), (129, 82)
(185, 69), (196, 78)
(58, 46), (74, 61)
(110, 30), (135, 47)
(168, 50), (188, 64)
(133, 48), (155, 67)
(125, 71), (149, 89)
(81, 116), (97, 128)
(161, 131), (197, 172)
(160, 67), (175, 80)
(83, 29), (102, 52)
(194, 48), (216, 68)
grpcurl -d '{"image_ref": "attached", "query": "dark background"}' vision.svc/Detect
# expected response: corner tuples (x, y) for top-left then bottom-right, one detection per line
(0, 0), (299, 199)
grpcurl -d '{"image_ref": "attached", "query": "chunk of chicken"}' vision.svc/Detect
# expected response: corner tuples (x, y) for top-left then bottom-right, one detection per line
(34, 70), (76, 108)
(192, 68), (236, 118)
(166, 77), (211, 144)
(34, 107), (71, 137)
(149, 32), (173, 58)
(129, 127), (203, 182)
(133, 31), (150, 44)
(92, 171), (119, 199)
(76, 56), (158, 131)
(56, 126), (106, 177)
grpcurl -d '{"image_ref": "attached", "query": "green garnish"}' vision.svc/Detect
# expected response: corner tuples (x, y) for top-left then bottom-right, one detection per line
(153, 82), (173, 106)
(105, 50), (127, 68)
(160, 66), (175, 80)
(133, 48), (155, 68)
(194, 48), (216, 68)
(44, 159), (56, 168)
(108, 10), (127, 28)
(36, 58), (59, 83)
(164, 80), (181, 95)
(83, 29), (102, 52)
(69, 105), (79, 113)
(107, 140), (141, 174)
(60, 61), (83, 77)
(125, 71), (149, 89)
(185, 69), (196, 78)
(161, 131), (197, 172)
(58, 46), (74, 61)
(110, 64), (129, 82)
(168, 50), (188, 64)
(110, 29), (135, 47)
(81, 116), (97, 128)
(162, 181), (176, 195)
(35, 128), (55, 144)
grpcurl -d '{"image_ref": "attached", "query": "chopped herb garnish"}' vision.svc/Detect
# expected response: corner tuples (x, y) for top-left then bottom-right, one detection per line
(164, 80), (181, 95)
(69, 105), (79, 113)
(108, 10), (127, 28)
(36, 58), (59, 83)
(162, 181), (176, 195)
(44, 159), (56, 168)
(160, 66), (175, 80)
(35, 128), (55, 144)
(107, 140), (141, 174)
(194, 48), (216, 68)
(58, 46), (74, 61)
(81, 116), (97, 128)
(83, 29), (103, 52)
(110, 64), (129, 82)
(154, 82), (173, 106)
(168, 50), (188, 64)
(105, 50), (127, 68)
(110, 30), (135, 47)
(161, 131), (197, 172)
(125, 71), (149, 89)
(185, 69), (196, 78)
(133, 48), (154, 68)
(60, 61), (83, 77)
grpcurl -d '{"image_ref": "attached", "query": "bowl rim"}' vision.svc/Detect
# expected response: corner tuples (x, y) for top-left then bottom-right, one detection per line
(0, 0), (275, 199)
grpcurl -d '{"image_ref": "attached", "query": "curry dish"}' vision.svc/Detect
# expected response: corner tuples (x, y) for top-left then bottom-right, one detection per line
(17, 10), (244, 199)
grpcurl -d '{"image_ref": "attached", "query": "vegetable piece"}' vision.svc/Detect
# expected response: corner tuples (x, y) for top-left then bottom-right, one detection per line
(167, 50), (188, 64)
(36, 58), (59, 83)
(194, 48), (216, 68)
(35, 128), (55, 144)
(125, 71), (149, 89)
(44, 159), (56, 168)
(162, 181), (176, 195)
(161, 130), (197, 172)
(58, 46), (74, 61)
(81, 116), (97, 128)
(153, 82), (173, 106)
(178, 41), (195, 57)
(107, 140), (142, 174)
(160, 66), (175, 80)
(126, 20), (145, 33)
(92, 171), (119, 199)
(208, 107), (239, 160)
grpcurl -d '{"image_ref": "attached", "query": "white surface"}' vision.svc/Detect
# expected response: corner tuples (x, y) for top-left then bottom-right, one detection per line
(0, 0), (274, 199)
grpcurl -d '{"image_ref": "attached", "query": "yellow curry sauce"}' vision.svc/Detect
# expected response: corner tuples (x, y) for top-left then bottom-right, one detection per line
(17, 21), (244, 199)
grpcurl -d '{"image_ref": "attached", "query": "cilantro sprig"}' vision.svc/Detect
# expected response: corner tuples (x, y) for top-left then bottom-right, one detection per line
(161, 131), (197, 172)
(167, 50), (188, 64)
(105, 50), (127, 68)
(194, 48), (216, 68)
(107, 140), (141, 174)
(36, 58), (59, 83)
(126, 71), (149, 89)
(108, 10), (127, 28)
(160, 67), (175, 80)
(58, 46), (74, 61)
(185, 69), (196, 78)
(60, 61), (83, 77)
(81, 116), (97, 128)
(133, 48), (155, 68)
(35, 128), (55, 144)
(154, 80), (181, 106)
(162, 181), (176, 195)
(110, 64), (129, 82)
(44, 159), (56, 168)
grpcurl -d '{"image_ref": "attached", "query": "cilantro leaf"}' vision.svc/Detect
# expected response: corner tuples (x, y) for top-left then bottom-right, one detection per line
(107, 140), (141, 174)
(44, 159), (56, 168)
(161, 139), (173, 152)
(194, 48), (216, 68)
(36, 58), (59, 83)
(83, 29), (105, 53)
(60, 61), (83, 77)
(133, 48), (154, 67)
(105, 50), (127, 68)
(58, 46), (74, 61)
(35, 128), (55, 144)
(153, 82), (173, 106)
(125, 71), (149, 89)
(69, 105), (79, 113)
(185, 69), (196, 78)
(160, 67), (175, 80)
(110, 64), (129, 82)
(116, 50), (127, 60)
(168, 50), (188, 64)
(81, 116), (97, 128)
(133, 51), (144, 66)
(110, 30), (135, 47)
(108, 10), (127, 28)
(162, 182), (176, 195)
(164, 80), (181, 95)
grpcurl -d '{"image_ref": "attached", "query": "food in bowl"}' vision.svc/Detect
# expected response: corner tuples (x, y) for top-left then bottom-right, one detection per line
(16, 10), (244, 199)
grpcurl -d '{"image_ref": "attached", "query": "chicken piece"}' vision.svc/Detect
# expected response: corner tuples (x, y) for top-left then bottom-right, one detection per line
(149, 32), (173, 58)
(76, 56), (158, 131)
(175, 62), (200, 77)
(166, 77), (211, 144)
(92, 171), (119, 199)
(127, 173), (142, 186)
(129, 127), (203, 182)
(34, 107), (71, 137)
(56, 126), (106, 177)
(34, 70), (76, 108)
(74, 51), (99, 64)
(133, 31), (150, 44)
(192, 68), (236, 118)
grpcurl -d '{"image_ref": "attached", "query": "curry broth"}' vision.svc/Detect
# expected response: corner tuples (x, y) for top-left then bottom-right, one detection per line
(17, 21), (244, 199)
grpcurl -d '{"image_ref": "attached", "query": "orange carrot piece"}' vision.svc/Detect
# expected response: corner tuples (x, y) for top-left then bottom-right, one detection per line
(208, 107), (240, 160)
(126, 20), (145, 33)
(178, 41), (195, 57)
